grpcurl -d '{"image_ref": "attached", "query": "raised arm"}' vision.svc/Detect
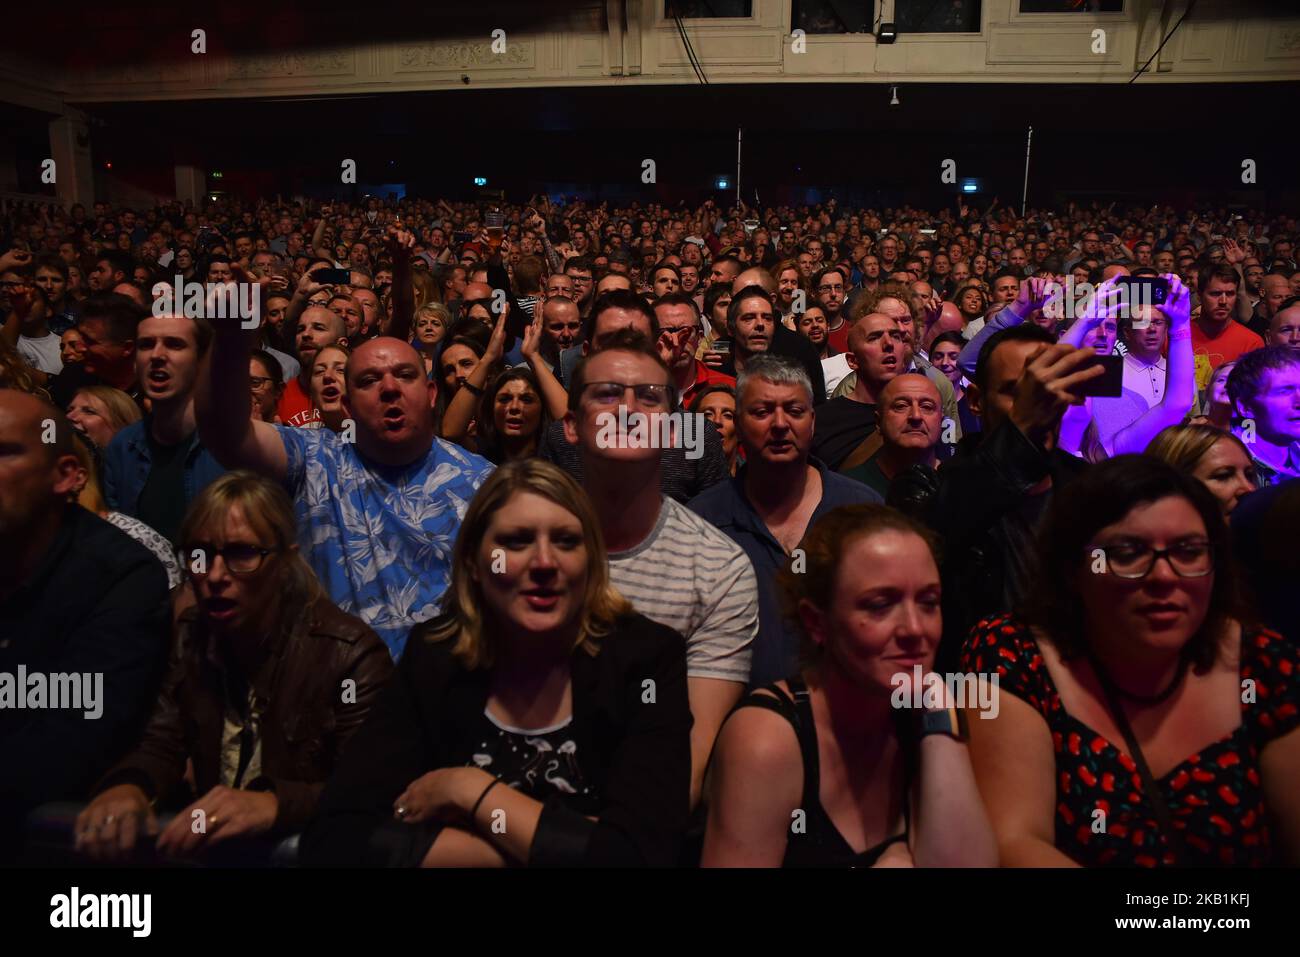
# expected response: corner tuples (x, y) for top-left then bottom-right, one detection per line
(195, 271), (288, 479)
(440, 306), (508, 446)
(385, 226), (416, 343)
(310, 206), (334, 262)
(1110, 275), (1196, 455)
(958, 275), (1056, 377)
(518, 303), (571, 421)
(1222, 239), (1255, 324)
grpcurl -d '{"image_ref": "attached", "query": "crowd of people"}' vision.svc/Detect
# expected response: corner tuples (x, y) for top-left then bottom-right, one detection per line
(0, 190), (1297, 868)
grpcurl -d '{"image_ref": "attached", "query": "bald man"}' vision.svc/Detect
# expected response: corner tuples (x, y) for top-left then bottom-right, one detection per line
(811, 313), (906, 470)
(281, 305), (348, 428)
(0, 393), (169, 853)
(1268, 300), (1300, 352)
(1250, 274), (1295, 338)
(197, 324), (493, 658)
(842, 373), (944, 497)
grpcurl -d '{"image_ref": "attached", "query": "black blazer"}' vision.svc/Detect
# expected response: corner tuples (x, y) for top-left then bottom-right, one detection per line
(301, 612), (692, 867)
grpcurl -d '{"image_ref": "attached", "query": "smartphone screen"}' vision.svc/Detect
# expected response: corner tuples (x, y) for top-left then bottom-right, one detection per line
(1077, 353), (1125, 398)
(311, 268), (351, 285)
(1115, 276), (1169, 311)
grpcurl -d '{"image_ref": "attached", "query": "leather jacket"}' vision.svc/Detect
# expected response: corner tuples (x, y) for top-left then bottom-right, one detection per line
(95, 597), (394, 835)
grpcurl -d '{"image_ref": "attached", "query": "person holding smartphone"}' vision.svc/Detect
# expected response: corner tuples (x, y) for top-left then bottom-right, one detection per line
(1058, 277), (1196, 462)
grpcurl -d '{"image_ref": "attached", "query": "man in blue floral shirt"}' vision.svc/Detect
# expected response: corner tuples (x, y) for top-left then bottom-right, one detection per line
(197, 310), (492, 658)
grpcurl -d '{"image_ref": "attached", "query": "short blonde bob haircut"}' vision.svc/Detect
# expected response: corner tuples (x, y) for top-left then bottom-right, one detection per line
(422, 459), (632, 669)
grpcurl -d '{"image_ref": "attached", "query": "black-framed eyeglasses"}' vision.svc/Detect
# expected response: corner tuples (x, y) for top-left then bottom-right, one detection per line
(183, 543), (278, 576)
(582, 381), (674, 408)
(249, 376), (275, 391)
(1091, 541), (1215, 580)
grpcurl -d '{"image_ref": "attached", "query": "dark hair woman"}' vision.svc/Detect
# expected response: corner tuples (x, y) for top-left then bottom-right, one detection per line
(961, 455), (1300, 866)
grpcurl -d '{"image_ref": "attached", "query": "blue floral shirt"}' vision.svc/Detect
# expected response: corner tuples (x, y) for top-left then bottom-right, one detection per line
(278, 427), (493, 658)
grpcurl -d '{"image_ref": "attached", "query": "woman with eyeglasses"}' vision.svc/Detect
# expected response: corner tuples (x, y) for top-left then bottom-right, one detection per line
(75, 471), (393, 863)
(303, 460), (691, 867)
(962, 456), (1300, 867)
(248, 349), (284, 424)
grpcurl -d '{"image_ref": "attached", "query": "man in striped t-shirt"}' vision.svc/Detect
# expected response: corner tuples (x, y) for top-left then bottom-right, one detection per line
(564, 327), (758, 808)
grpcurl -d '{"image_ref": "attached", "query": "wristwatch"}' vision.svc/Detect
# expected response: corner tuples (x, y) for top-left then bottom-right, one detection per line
(918, 705), (968, 742)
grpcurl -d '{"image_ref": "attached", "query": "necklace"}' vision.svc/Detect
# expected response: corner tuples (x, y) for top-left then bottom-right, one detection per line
(1093, 655), (1189, 706)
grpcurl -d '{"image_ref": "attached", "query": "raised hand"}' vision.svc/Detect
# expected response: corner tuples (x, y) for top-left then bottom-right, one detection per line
(520, 305), (544, 361)
(1008, 342), (1106, 444)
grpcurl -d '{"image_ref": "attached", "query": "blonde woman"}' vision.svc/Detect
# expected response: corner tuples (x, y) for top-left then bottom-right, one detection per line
(412, 302), (451, 379)
(1146, 424), (1257, 517)
(303, 459), (692, 868)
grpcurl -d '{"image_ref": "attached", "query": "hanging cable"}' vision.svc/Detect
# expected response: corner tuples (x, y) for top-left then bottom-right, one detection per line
(670, 7), (709, 85)
(1130, 0), (1198, 84)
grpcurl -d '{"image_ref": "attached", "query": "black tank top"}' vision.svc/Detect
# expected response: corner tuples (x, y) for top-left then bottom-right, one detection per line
(736, 676), (912, 868)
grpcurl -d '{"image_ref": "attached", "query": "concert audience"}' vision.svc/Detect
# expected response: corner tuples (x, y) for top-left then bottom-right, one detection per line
(4, 189), (1300, 869)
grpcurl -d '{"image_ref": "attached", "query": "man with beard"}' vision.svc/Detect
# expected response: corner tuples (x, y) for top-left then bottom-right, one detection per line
(1191, 264), (1263, 394)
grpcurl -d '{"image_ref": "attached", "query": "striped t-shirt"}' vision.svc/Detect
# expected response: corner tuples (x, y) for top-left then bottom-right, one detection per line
(608, 497), (757, 684)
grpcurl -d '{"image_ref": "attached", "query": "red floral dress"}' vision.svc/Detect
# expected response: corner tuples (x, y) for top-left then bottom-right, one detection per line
(961, 615), (1300, 867)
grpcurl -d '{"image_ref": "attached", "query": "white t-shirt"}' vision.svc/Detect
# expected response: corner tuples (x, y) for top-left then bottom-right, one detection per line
(821, 353), (853, 398)
(17, 332), (63, 375)
(608, 496), (757, 684)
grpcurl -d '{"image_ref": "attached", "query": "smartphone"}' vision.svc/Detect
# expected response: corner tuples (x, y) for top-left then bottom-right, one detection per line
(1114, 275), (1169, 309)
(1077, 353), (1124, 398)
(1102, 233), (1118, 244)
(311, 268), (351, 285)
(453, 231), (473, 244)
(711, 340), (732, 354)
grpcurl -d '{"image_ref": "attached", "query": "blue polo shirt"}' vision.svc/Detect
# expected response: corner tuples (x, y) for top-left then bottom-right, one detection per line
(688, 458), (881, 686)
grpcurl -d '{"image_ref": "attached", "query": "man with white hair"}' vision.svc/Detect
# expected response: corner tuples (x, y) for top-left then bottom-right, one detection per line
(690, 354), (879, 685)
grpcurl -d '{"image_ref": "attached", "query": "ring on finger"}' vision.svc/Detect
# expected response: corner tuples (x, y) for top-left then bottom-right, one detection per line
(395, 805), (408, 820)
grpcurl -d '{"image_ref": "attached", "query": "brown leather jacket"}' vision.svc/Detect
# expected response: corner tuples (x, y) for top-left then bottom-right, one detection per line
(96, 597), (394, 835)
